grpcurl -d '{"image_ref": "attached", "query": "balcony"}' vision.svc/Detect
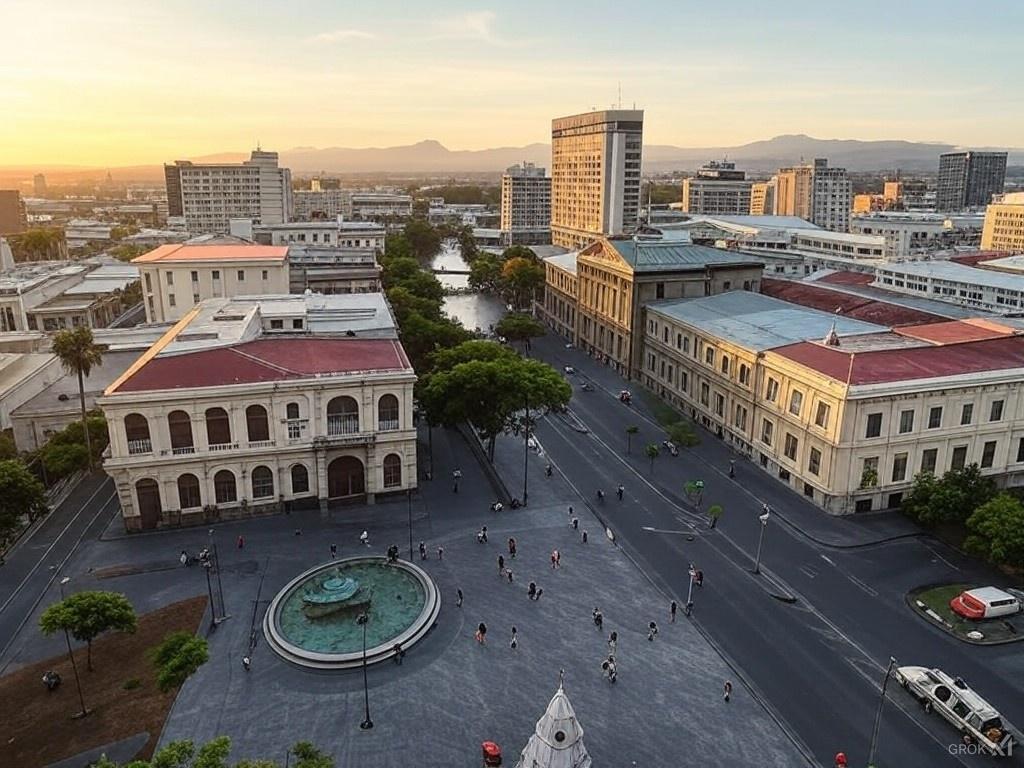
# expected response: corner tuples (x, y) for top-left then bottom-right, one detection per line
(314, 432), (375, 448)
(127, 438), (153, 456)
(248, 440), (275, 449)
(327, 416), (360, 436)
(171, 445), (196, 456)
(208, 442), (238, 452)
(378, 419), (400, 432)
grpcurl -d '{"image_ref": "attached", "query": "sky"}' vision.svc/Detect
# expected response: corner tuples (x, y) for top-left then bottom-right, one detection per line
(2, 0), (1023, 166)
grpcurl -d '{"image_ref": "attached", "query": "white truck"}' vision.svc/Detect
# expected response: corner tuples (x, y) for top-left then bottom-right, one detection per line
(896, 665), (1017, 757)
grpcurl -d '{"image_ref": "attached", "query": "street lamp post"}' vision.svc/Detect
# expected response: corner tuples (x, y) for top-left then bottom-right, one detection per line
(357, 613), (373, 730)
(867, 656), (897, 766)
(684, 563), (696, 616)
(753, 507), (770, 575)
(407, 490), (413, 561)
(58, 577), (89, 718)
(203, 561), (217, 626)
(522, 394), (529, 507)
(208, 529), (229, 624)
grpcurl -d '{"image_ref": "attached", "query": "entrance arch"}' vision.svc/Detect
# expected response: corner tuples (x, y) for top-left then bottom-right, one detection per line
(327, 456), (365, 498)
(135, 478), (161, 530)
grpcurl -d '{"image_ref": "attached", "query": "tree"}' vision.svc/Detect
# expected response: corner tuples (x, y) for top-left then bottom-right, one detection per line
(494, 313), (546, 353)
(625, 425), (639, 455)
(403, 219), (442, 263)
(0, 459), (47, 544)
(0, 432), (18, 460)
(501, 245), (538, 263)
(39, 590), (137, 671)
(666, 421), (699, 448)
(501, 257), (545, 309)
(9, 227), (64, 261)
(42, 442), (89, 479)
(468, 253), (504, 294)
(644, 443), (660, 473)
(91, 737), (333, 768)
(707, 503), (724, 528)
(901, 464), (996, 527)
(109, 243), (148, 262)
(397, 312), (473, 373)
(51, 327), (105, 470)
(427, 339), (519, 374)
(149, 631), (209, 692)
(965, 493), (1024, 570)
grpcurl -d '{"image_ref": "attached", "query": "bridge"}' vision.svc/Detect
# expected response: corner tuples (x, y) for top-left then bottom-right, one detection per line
(432, 268), (471, 275)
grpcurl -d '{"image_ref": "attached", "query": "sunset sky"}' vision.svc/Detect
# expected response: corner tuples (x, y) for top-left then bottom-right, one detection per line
(3, 0), (1022, 166)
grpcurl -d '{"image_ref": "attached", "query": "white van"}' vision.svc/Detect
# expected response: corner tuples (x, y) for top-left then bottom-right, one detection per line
(950, 587), (1021, 620)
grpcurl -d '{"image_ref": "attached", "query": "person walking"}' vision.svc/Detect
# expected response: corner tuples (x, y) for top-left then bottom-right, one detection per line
(608, 631), (617, 656)
(329, 543), (337, 559)
(729, 459), (735, 478)
(180, 550), (188, 566)
(528, 581), (537, 600)
(616, 484), (624, 501)
(723, 680), (733, 702)
(506, 568), (514, 584)
(647, 621), (659, 641)
(593, 608), (603, 629)
(510, 626), (518, 650)
(582, 530), (588, 544)
(571, 517), (579, 530)
(498, 554), (505, 575)
(670, 600), (678, 623)
(481, 526), (488, 543)
(567, 505), (574, 519)
(437, 545), (444, 560)
(475, 622), (487, 644)
(452, 468), (462, 493)
(237, 535), (245, 549)
(602, 656), (617, 683)
(419, 541), (427, 560)
(456, 588), (463, 608)
(241, 655), (251, 671)
(545, 464), (553, 477)
(551, 550), (558, 569)
(534, 586), (543, 600)
(359, 530), (369, 546)
(508, 537), (517, 558)
(554, 550), (561, 568)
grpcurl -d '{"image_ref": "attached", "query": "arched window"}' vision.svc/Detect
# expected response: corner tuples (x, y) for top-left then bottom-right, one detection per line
(246, 404), (270, 443)
(326, 396), (359, 435)
(124, 413), (152, 455)
(382, 453), (402, 488)
(177, 473), (201, 509)
(291, 464), (310, 494)
(168, 410), (194, 453)
(214, 470), (237, 504)
(206, 407), (232, 447)
(286, 402), (304, 439)
(377, 394), (400, 431)
(286, 402), (300, 420)
(251, 466), (274, 498)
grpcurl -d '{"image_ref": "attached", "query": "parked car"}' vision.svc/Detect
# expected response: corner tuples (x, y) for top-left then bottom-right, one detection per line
(950, 587), (1021, 620)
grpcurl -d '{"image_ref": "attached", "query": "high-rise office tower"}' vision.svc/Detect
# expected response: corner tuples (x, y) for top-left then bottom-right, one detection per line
(501, 163), (551, 245)
(774, 163), (815, 221)
(33, 174), (47, 198)
(681, 161), (752, 215)
(750, 177), (777, 216)
(774, 159), (851, 231)
(936, 151), (1007, 211)
(550, 109), (643, 249)
(164, 149), (292, 234)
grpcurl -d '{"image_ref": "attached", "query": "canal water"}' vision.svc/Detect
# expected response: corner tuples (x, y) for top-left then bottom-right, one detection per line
(432, 240), (507, 334)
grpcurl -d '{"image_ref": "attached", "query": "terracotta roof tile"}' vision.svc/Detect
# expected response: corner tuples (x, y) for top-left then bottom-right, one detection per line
(761, 278), (944, 326)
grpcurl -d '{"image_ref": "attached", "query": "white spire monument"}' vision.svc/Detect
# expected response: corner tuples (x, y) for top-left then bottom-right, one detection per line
(514, 671), (592, 768)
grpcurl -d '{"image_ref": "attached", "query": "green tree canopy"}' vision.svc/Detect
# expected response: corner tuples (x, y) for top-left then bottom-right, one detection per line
(427, 339), (518, 374)
(383, 233), (413, 261)
(94, 736), (333, 768)
(42, 442), (89, 479)
(467, 253), (504, 294)
(51, 327), (105, 470)
(625, 425), (639, 455)
(397, 311), (473, 373)
(403, 219), (442, 263)
(666, 421), (699, 448)
(109, 243), (149, 262)
(501, 245), (538, 262)
(965, 493), (1024, 569)
(149, 631), (209, 693)
(39, 590), (137, 670)
(644, 443), (660, 472)
(0, 458), (47, 542)
(901, 464), (996, 526)
(494, 313), (546, 352)
(501, 257), (545, 309)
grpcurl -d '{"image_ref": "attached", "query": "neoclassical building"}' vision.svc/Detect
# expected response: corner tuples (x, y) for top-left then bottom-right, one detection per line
(100, 293), (416, 531)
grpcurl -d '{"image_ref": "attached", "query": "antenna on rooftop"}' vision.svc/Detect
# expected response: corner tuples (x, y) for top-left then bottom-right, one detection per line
(617, 81), (622, 109)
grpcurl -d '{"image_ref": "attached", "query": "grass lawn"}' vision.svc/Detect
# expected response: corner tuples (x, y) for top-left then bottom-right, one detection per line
(0, 595), (207, 768)
(914, 583), (971, 624)
(910, 584), (1024, 644)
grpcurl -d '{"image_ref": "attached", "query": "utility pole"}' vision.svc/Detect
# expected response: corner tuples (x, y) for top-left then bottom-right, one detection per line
(357, 613), (373, 730)
(208, 529), (230, 625)
(754, 507), (770, 574)
(868, 657), (897, 766)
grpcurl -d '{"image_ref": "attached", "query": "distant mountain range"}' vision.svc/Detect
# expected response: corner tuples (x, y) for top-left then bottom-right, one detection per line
(5, 135), (1023, 182)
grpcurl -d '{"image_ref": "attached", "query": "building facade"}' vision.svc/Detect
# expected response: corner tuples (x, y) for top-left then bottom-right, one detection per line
(550, 110), (643, 249)
(0, 190), (27, 236)
(981, 192), (1024, 252)
(501, 163), (551, 245)
(749, 179), (776, 216)
(774, 164), (814, 220)
(348, 193), (413, 221)
(164, 150), (293, 234)
(292, 189), (349, 221)
(809, 158), (852, 232)
(100, 294), (416, 531)
(541, 252), (579, 340)
(874, 259), (1024, 314)
(681, 161), (753, 216)
(937, 151), (1008, 211)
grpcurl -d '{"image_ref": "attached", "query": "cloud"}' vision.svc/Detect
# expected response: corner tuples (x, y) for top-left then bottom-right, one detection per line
(310, 29), (376, 43)
(430, 11), (499, 43)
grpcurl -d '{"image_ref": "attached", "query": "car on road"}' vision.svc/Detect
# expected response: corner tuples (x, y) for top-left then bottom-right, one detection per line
(563, 365), (576, 375)
(895, 665), (1017, 756)
(950, 587), (1021, 620)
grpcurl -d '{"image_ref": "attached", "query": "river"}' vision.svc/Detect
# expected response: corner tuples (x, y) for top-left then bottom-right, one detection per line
(431, 240), (507, 334)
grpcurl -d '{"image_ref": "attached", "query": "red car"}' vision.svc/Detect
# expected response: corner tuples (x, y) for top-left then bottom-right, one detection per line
(950, 587), (1021, 620)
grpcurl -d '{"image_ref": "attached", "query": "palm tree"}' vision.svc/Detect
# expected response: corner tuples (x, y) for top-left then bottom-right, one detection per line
(625, 425), (639, 455)
(51, 327), (104, 470)
(644, 443), (660, 474)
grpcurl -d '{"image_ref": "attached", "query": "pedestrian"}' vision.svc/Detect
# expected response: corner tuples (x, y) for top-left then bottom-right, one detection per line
(498, 554), (505, 575)
(456, 588), (464, 608)
(695, 569), (704, 587)
(237, 535), (244, 549)
(593, 607), (603, 629)
(535, 587), (543, 600)
(330, 543), (337, 559)
(481, 526), (488, 543)
(359, 530), (369, 547)
(528, 581), (537, 600)
(670, 600), (678, 623)
(545, 464), (553, 477)
(582, 530), (588, 544)
(608, 631), (617, 656)
(551, 550), (558, 569)
(729, 459), (735, 478)
(180, 550), (188, 566)
(241, 655), (251, 671)
(602, 656), (617, 683)
(508, 537), (517, 558)
(723, 680), (732, 702)
(475, 622), (487, 644)
(294, 528), (302, 536)
(571, 517), (579, 530)
(553, 550), (561, 568)
(647, 621), (658, 641)
(452, 468), (462, 493)
(616, 484), (624, 501)
(477, 529), (486, 543)
(419, 541), (427, 560)
(510, 626), (518, 650)
(567, 505), (574, 518)
(507, 568), (514, 584)
(437, 545), (444, 560)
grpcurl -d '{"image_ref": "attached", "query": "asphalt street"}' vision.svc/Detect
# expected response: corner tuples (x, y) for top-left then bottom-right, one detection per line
(525, 332), (1024, 768)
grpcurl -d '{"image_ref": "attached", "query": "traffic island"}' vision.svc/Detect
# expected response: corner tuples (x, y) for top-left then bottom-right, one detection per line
(907, 584), (1024, 645)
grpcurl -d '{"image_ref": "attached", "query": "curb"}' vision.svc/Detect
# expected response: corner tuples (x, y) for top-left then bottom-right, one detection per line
(904, 585), (1024, 647)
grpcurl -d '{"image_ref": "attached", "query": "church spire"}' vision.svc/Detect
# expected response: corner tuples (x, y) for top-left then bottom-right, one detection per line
(514, 672), (592, 768)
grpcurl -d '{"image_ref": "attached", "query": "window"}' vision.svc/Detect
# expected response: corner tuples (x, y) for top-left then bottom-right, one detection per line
(981, 440), (997, 468)
(861, 457), (879, 487)
(655, 282), (664, 299)
(739, 364), (750, 386)
(714, 393), (724, 417)
(898, 410), (914, 434)
(761, 419), (774, 446)
(950, 445), (968, 470)
(921, 448), (938, 474)
(237, 270), (245, 281)
(814, 402), (830, 429)
(251, 466), (274, 498)
(214, 470), (237, 504)
(177, 474), (201, 509)
(721, 356), (729, 375)
(887, 493), (903, 509)
(803, 483), (814, 498)
(262, 269), (269, 280)
(144, 273), (152, 291)
(789, 390), (803, 416)
(700, 382), (710, 406)
(784, 433), (798, 461)
(270, 319), (283, 329)
(166, 272), (174, 285)
(212, 270), (220, 280)
(291, 464), (310, 494)
(192, 293), (200, 303)
(168, 410), (194, 452)
(1017, 438), (1024, 463)
(855, 499), (873, 513)
(705, 347), (715, 366)
(378, 394), (400, 430)
(866, 413), (882, 438)
(191, 270), (199, 282)
(246, 404), (270, 443)
(990, 400), (1004, 422)
(676, 333), (682, 349)
(168, 294), (176, 307)
(292, 319), (303, 329)
(927, 407), (942, 429)
(808, 447), (821, 476)
(961, 403), (973, 425)
(765, 378), (779, 402)
(892, 453), (908, 482)
(327, 396), (359, 435)
(205, 407), (232, 446)
(723, 280), (731, 290)
(382, 453), (402, 488)
(734, 405), (747, 430)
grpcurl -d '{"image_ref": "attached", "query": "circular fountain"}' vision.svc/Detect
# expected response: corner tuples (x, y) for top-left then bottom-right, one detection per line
(263, 556), (440, 669)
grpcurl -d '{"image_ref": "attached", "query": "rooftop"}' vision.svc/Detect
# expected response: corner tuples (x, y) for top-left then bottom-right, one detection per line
(876, 259), (1024, 293)
(0, 353), (56, 398)
(0, 261), (87, 294)
(682, 215), (821, 232)
(761, 278), (947, 325)
(63, 263), (140, 295)
(11, 350), (141, 416)
(603, 239), (763, 273)
(978, 255), (1024, 274)
(544, 251), (578, 275)
(648, 291), (885, 351)
(894, 319), (1017, 344)
(133, 243), (288, 264)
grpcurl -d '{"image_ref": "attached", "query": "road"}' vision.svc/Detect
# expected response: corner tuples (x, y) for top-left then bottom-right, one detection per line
(528, 333), (1024, 767)
(0, 474), (117, 672)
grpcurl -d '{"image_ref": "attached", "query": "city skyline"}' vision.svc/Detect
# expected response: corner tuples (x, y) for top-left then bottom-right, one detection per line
(3, 0), (1024, 166)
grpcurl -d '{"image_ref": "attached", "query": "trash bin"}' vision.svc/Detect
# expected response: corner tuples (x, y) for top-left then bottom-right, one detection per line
(482, 741), (502, 766)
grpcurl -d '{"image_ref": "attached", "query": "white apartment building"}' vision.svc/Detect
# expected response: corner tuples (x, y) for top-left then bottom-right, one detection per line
(349, 192), (413, 221)
(550, 109), (643, 249)
(501, 163), (551, 245)
(292, 189), (349, 222)
(134, 241), (289, 323)
(851, 212), (983, 260)
(749, 178), (776, 216)
(810, 159), (852, 233)
(164, 150), (293, 234)
(874, 260), (1024, 314)
(232, 219), (386, 252)
(680, 161), (752, 216)
(981, 192), (1024, 252)
(100, 293), (416, 531)
(642, 291), (1024, 513)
